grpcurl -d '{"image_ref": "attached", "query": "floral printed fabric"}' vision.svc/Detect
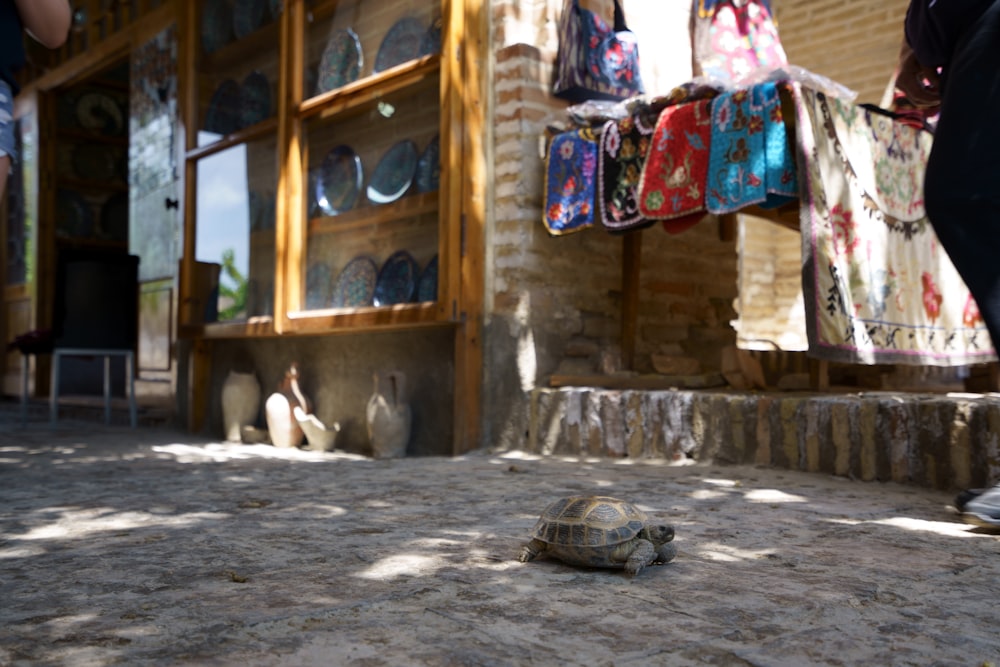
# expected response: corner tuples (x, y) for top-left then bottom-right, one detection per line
(796, 86), (996, 366)
(637, 98), (713, 234)
(543, 127), (600, 235)
(693, 0), (787, 81)
(598, 111), (656, 233)
(706, 82), (797, 214)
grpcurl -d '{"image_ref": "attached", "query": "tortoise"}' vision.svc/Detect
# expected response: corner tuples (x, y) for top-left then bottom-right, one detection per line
(518, 495), (676, 576)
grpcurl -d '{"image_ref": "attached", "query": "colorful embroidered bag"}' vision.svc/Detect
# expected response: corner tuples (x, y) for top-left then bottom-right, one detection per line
(554, 0), (645, 103)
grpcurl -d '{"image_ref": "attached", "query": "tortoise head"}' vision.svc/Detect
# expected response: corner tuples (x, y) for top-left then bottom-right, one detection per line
(642, 524), (675, 546)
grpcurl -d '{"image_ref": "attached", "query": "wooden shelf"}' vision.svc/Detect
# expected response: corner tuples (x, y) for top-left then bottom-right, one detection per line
(55, 237), (128, 250)
(180, 304), (453, 339)
(308, 190), (438, 236)
(57, 176), (128, 193)
(56, 128), (128, 145)
(298, 55), (440, 121)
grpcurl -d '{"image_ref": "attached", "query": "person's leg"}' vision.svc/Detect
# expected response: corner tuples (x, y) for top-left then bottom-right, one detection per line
(0, 79), (14, 201)
(922, 2), (1000, 527)
(923, 0), (1000, 347)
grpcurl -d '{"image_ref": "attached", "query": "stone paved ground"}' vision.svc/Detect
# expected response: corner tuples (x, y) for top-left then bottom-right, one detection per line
(1, 420), (999, 666)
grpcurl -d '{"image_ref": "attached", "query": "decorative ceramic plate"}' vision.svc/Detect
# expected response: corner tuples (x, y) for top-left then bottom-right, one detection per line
(420, 17), (442, 57)
(331, 255), (378, 308)
(100, 192), (129, 242)
(75, 91), (125, 136)
(240, 71), (271, 129)
(374, 17), (426, 73)
(55, 189), (94, 238)
(415, 135), (440, 193)
(305, 261), (332, 309)
(316, 145), (363, 216)
(367, 139), (418, 204)
(416, 254), (438, 302)
(306, 167), (323, 218)
(316, 28), (362, 95)
(204, 79), (241, 136)
(373, 250), (419, 306)
(233, 0), (268, 39)
(201, 0), (233, 55)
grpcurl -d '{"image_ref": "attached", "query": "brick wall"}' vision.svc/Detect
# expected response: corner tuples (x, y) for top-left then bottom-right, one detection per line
(485, 0), (728, 449)
(775, 0), (909, 105)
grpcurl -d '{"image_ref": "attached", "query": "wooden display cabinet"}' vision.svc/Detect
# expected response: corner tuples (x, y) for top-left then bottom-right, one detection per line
(180, 0), (485, 451)
(181, 0), (455, 335)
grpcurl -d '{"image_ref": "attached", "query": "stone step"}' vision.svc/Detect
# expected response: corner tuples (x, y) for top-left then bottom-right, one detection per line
(528, 388), (1000, 491)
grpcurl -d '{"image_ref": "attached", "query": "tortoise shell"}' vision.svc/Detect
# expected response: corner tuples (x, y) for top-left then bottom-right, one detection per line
(530, 495), (648, 566)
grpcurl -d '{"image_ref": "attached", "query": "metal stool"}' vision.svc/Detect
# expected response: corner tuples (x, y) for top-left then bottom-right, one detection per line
(49, 348), (137, 428)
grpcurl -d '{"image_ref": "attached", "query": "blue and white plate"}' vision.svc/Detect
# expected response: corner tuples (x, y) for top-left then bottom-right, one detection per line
(373, 250), (418, 306)
(367, 140), (417, 204)
(416, 254), (438, 302)
(331, 256), (377, 308)
(316, 28), (362, 95)
(316, 145), (363, 215)
(415, 135), (440, 193)
(374, 17), (426, 73)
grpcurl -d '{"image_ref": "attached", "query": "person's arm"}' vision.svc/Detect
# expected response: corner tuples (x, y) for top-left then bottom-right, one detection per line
(895, 36), (941, 109)
(15, 0), (71, 49)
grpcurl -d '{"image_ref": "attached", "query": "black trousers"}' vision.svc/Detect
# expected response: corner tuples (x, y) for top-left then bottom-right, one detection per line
(924, 0), (1000, 349)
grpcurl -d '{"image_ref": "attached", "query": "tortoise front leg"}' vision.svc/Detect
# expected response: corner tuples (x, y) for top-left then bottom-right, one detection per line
(655, 541), (678, 564)
(519, 538), (547, 563)
(624, 539), (656, 576)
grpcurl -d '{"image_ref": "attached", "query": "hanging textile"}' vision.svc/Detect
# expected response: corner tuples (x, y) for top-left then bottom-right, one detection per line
(597, 111), (656, 233)
(636, 98), (713, 234)
(692, 0), (787, 82)
(543, 127), (601, 235)
(705, 81), (797, 214)
(795, 86), (996, 366)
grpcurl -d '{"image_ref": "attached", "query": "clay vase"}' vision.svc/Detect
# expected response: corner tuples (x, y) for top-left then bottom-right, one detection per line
(221, 370), (261, 442)
(265, 363), (307, 448)
(366, 370), (412, 459)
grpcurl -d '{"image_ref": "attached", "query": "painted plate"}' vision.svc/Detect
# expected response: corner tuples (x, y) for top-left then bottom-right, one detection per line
(331, 256), (378, 308)
(316, 28), (362, 95)
(366, 139), (418, 204)
(420, 17), (442, 57)
(305, 261), (333, 309)
(315, 145), (363, 216)
(75, 91), (125, 136)
(373, 250), (419, 306)
(416, 254), (438, 302)
(374, 17), (426, 73)
(201, 0), (233, 55)
(415, 135), (440, 193)
(239, 71), (271, 129)
(204, 79), (241, 136)
(100, 192), (129, 242)
(233, 0), (268, 39)
(55, 189), (94, 238)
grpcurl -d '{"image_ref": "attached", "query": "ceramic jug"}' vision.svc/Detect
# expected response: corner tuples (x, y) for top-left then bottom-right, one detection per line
(265, 363), (308, 448)
(221, 370), (261, 442)
(366, 370), (411, 458)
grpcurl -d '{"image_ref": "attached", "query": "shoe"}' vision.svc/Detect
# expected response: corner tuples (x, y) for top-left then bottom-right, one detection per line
(961, 483), (1000, 530)
(955, 487), (985, 512)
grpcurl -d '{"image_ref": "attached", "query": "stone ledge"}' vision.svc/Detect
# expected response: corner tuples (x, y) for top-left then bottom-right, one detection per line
(527, 388), (1000, 491)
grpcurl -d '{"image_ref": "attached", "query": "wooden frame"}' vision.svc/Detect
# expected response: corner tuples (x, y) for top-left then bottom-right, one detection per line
(177, 0), (487, 451)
